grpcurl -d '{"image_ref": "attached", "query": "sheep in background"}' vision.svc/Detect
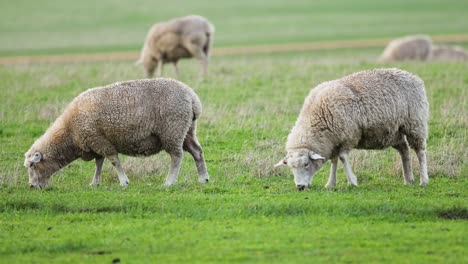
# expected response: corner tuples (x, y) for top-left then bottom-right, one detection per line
(137, 15), (215, 78)
(430, 45), (468, 61)
(24, 78), (209, 188)
(378, 35), (432, 62)
(275, 68), (429, 191)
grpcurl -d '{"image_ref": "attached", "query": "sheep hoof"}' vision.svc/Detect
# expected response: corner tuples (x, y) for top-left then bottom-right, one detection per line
(120, 180), (129, 187)
(199, 178), (209, 184)
(404, 179), (415, 185)
(163, 181), (175, 187)
(419, 180), (429, 187)
(89, 182), (100, 187)
(296, 185), (307, 191)
(325, 183), (335, 189)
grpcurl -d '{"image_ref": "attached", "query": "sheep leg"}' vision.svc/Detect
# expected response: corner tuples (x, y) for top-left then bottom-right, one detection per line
(199, 55), (208, 77)
(106, 154), (129, 187)
(415, 149), (429, 186)
(193, 51), (208, 77)
(407, 133), (429, 186)
(183, 133), (209, 184)
(173, 62), (179, 78)
(184, 42), (208, 77)
(164, 151), (183, 186)
(325, 158), (338, 189)
(339, 151), (358, 186)
(393, 142), (414, 185)
(155, 60), (163, 77)
(90, 157), (104, 186)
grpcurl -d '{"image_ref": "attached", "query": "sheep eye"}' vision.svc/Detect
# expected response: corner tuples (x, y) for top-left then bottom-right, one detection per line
(304, 163), (309, 168)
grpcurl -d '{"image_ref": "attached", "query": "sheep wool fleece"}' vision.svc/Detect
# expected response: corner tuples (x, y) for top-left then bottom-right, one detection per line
(287, 68), (429, 159)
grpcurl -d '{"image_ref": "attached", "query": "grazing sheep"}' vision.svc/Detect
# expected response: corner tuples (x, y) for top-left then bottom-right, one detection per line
(275, 68), (429, 191)
(137, 15), (215, 78)
(378, 35), (432, 62)
(430, 45), (468, 61)
(24, 78), (209, 188)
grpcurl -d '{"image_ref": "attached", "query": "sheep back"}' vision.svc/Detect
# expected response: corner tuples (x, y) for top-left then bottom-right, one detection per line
(141, 15), (215, 62)
(430, 45), (468, 61)
(379, 35), (432, 62)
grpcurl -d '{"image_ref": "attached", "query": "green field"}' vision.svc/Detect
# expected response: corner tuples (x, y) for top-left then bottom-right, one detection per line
(1, 0), (467, 263)
(1, 0), (468, 55)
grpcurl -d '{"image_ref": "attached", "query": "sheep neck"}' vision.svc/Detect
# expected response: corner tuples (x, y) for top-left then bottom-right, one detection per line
(40, 121), (80, 169)
(286, 122), (333, 159)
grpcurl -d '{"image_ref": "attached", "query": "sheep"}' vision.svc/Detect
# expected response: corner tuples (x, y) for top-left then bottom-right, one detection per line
(137, 15), (215, 78)
(430, 45), (468, 61)
(24, 78), (209, 188)
(275, 68), (429, 191)
(378, 35), (432, 62)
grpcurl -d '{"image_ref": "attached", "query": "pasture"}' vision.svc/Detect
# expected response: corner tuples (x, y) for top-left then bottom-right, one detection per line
(0, 0), (467, 263)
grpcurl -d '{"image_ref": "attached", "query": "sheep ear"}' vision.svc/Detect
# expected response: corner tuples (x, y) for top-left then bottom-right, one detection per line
(309, 152), (325, 160)
(274, 159), (287, 168)
(29, 152), (42, 163)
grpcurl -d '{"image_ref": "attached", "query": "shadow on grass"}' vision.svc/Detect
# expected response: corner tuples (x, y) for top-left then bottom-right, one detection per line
(2, 194), (466, 221)
(437, 207), (468, 220)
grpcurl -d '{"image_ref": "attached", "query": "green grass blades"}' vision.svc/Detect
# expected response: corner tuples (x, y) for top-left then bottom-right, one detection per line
(0, 184), (466, 263)
(0, 51), (467, 262)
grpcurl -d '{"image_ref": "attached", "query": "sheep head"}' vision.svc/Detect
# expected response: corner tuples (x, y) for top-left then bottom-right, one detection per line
(24, 149), (60, 189)
(275, 149), (326, 191)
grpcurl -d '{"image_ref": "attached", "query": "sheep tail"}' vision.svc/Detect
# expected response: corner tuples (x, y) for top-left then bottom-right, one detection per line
(191, 93), (202, 121)
(203, 32), (211, 56)
(203, 23), (214, 56)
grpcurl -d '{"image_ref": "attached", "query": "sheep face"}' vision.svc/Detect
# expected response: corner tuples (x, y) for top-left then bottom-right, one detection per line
(24, 150), (59, 188)
(276, 149), (326, 191)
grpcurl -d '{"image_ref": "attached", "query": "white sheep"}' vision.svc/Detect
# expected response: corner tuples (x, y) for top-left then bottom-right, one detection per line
(430, 45), (468, 61)
(378, 35), (432, 62)
(275, 68), (429, 191)
(24, 78), (209, 188)
(137, 15), (215, 78)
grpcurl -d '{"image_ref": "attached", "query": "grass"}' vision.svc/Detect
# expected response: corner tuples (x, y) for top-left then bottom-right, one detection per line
(0, 183), (466, 263)
(1, 0), (467, 262)
(0, 50), (467, 262)
(1, 0), (468, 55)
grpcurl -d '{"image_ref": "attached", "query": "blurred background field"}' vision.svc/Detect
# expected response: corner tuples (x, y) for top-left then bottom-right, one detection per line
(1, 0), (468, 56)
(0, 0), (467, 263)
